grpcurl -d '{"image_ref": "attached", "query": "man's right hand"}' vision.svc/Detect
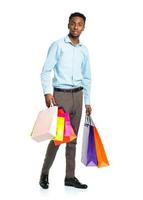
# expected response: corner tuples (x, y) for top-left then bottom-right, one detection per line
(44, 94), (56, 107)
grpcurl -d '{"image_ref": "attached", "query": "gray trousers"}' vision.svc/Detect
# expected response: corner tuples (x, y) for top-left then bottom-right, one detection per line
(41, 89), (83, 178)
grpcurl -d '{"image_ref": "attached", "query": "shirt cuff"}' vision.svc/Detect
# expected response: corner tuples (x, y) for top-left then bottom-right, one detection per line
(84, 95), (90, 105)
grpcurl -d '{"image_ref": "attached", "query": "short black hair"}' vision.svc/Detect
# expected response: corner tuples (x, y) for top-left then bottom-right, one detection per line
(69, 12), (86, 23)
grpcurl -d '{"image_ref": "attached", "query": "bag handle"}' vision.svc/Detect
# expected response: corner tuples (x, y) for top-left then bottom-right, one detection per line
(50, 99), (57, 107)
(85, 115), (92, 126)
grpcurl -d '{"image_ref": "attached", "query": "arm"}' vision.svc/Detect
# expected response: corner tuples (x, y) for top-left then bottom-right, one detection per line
(82, 48), (92, 115)
(40, 42), (58, 107)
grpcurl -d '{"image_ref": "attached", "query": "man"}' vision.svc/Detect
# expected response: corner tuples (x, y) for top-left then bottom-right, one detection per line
(40, 12), (92, 189)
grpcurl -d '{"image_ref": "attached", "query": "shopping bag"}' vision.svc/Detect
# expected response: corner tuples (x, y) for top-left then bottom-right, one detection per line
(54, 126), (77, 145)
(81, 121), (90, 165)
(81, 115), (109, 167)
(58, 108), (71, 137)
(93, 126), (109, 167)
(54, 116), (65, 141)
(81, 117), (98, 166)
(54, 107), (77, 145)
(31, 105), (58, 142)
(87, 126), (98, 166)
(64, 113), (71, 136)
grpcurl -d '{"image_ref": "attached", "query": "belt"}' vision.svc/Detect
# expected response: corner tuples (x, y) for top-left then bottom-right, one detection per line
(54, 87), (83, 93)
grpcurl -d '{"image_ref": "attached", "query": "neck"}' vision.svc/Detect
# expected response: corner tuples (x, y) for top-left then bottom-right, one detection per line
(68, 33), (79, 45)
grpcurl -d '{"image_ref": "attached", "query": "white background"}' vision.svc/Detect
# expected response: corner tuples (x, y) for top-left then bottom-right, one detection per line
(0, 0), (143, 199)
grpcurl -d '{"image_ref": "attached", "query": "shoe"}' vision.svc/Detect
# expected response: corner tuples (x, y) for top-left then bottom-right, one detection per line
(39, 174), (49, 189)
(64, 177), (88, 189)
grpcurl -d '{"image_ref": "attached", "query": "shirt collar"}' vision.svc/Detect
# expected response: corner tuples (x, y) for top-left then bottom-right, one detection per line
(64, 35), (82, 46)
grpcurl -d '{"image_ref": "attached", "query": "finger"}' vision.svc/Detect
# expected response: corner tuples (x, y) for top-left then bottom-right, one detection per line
(46, 102), (50, 108)
(52, 97), (57, 105)
(86, 110), (90, 116)
(87, 109), (92, 115)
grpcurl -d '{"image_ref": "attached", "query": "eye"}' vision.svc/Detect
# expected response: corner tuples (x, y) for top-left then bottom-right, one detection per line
(79, 23), (84, 26)
(69, 21), (75, 25)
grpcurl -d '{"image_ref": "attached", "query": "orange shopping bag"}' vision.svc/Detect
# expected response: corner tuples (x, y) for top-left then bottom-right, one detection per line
(93, 126), (109, 167)
(54, 126), (76, 145)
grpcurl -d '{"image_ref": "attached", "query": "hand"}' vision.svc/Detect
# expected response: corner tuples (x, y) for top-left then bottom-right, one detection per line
(44, 94), (56, 107)
(85, 105), (92, 116)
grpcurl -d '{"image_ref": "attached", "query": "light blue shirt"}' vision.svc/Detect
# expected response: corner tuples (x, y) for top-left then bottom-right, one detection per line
(41, 35), (91, 105)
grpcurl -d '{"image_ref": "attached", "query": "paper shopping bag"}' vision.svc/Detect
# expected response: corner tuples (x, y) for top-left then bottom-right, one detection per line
(54, 116), (65, 141)
(54, 125), (77, 145)
(93, 126), (109, 167)
(81, 122), (98, 166)
(64, 113), (71, 136)
(81, 115), (109, 167)
(81, 123), (90, 165)
(31, 106), (58, 142)
(54, 107), (77, 145)
(87, 126), (98, 166)
(58, 108), (71, 137)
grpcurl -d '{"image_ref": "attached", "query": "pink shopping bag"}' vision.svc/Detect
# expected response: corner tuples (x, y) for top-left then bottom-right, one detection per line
(31, 106), (58, 142)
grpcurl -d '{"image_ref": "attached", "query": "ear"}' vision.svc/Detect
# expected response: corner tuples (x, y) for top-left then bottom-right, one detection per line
(68, 23), (70, 29)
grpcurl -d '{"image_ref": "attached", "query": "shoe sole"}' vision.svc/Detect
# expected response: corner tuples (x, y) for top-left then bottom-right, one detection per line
(65, 184), (87, 189)
(39, 183), (49, 189)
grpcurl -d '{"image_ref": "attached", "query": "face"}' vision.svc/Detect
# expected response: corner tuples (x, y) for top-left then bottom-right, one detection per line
(68, 16), (85, 37)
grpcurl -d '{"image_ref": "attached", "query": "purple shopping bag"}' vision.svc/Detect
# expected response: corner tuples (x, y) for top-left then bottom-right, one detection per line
(81, 116), (98, 166)
(87, 126), (98, 166)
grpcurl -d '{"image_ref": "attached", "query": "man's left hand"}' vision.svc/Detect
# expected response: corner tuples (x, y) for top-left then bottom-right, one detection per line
(85, 105), (92, 115)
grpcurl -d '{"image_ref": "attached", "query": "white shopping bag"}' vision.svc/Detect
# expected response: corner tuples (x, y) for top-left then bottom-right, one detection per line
(31, 106), (58, 142)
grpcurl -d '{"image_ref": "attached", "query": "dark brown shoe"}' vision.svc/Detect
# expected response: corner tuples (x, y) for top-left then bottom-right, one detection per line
(65, 177), (88, 189)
